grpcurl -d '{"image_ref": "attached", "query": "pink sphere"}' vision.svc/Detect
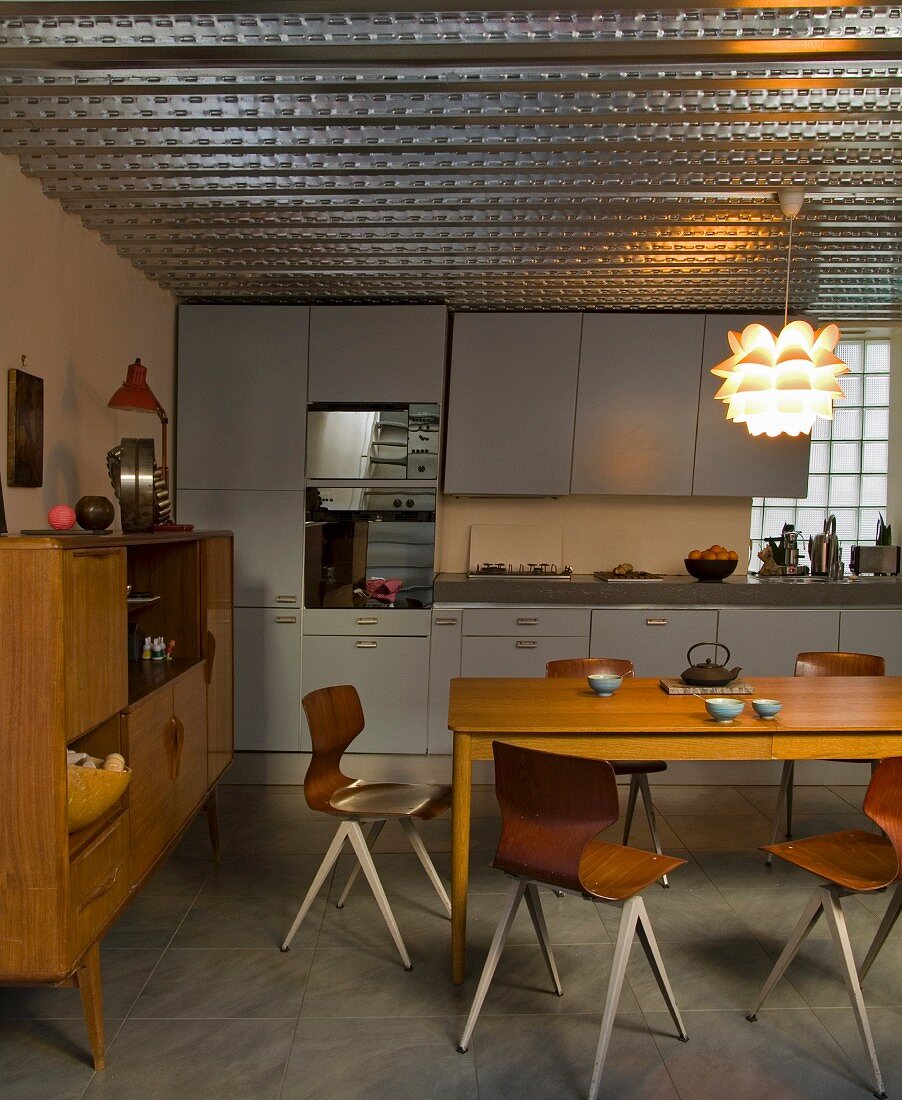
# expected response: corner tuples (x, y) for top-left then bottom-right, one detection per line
(48, 504), (77, 531)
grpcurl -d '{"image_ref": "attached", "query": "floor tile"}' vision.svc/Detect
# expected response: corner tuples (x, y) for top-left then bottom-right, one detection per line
(827, 785), (870, 811)
(128, 948), (312, 1019)
(172, 888), (326, 950)
(815, 1005), (902, 1098)
(139, 852), (214, 898)
(719, 887), (879, 947)
(0, 1018), (121, 1098)
(103, 893), (197, 949)
(597, 886), (753, 944)
(664, 814), (772, 851)
(82, 1018), (294, 1100)
(654, 785), (760, 816)
(283, 1016), (478, 1100)
(735, 784), (855, 817)
(691, 849), (815, 890)
(761, 933), (902, 1009)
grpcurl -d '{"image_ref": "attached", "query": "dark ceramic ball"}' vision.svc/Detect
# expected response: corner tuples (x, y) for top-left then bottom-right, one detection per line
(76, 495), (115, 532)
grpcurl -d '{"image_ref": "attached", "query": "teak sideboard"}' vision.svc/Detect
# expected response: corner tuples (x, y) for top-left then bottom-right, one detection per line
(0, 530), (233, 1069)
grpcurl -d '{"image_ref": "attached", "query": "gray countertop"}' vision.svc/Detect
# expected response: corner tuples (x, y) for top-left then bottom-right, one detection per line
(433, 572), (902, 608)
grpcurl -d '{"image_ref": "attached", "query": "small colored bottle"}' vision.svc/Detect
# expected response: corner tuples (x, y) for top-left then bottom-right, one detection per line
(141, 636), (152, 660)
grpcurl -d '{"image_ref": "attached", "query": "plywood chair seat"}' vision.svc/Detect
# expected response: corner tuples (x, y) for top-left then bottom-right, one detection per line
(328, 780), (451, 820)
(762, 830), (898, 893)
(578, 839), (685, 901)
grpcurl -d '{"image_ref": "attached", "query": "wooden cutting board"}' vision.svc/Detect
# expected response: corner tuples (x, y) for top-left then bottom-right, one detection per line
(660, 678), (755, 695)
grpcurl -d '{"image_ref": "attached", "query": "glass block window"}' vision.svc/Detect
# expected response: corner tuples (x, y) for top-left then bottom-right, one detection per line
(749, 338), (891, 567)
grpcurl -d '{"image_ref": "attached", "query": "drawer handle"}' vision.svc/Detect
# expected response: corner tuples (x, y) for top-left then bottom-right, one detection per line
(275, 595), (297, 603)
(77, 863), (122, 913)
(516, 618), (539, 626)
(71, 548), (119, 558)
(356, 617), (380, 625)
(275, 616), (297, 624)
(434, 618), (459, 626)
(356, 640), (378, 648)
(646, 618), (668, 625)
(516, 640), (538, 649)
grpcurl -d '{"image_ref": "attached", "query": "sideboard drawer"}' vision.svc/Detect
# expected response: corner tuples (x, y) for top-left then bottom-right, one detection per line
(70, 812), (130, 952)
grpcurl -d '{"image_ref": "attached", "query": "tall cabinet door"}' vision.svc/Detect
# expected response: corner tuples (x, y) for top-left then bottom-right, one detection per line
(234, 608), (302, 752)
(176, 304), (309, 490)
(692, 314), (811, 497)
(444, 313), (583, 495)
(572, 314), (704, 495)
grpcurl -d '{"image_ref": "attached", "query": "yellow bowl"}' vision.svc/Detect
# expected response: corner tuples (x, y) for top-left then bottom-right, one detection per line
(67, 764), (131, 833)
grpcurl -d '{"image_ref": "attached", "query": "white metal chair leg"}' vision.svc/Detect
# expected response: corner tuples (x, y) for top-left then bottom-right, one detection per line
(859, 884), (902, 983)
(524, 884), (562, 996)
(346, 820), (413, 970)
(634, 896), (688, 1041)
(281, 821), (352, 951)
(458, 879), (526, 1053)
(637, 773), (669, 888)
(747, 887), (824, 1018)
(766, 760), (795, 866)
(400, 818), (452, 916)
(588, 896), (641, 1100)
(336, 819), (385, 909)
(622, 776), (640, 846)
(821, 886), (886, 1099)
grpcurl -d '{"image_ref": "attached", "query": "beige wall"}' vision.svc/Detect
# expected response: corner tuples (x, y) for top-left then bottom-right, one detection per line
(436, 493), (753, 575)
(0, 158), (175, 533)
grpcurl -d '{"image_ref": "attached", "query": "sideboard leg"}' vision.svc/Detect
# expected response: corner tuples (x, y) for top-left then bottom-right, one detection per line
(205, 786), (221, 862)
(76, 941), (105, 1071)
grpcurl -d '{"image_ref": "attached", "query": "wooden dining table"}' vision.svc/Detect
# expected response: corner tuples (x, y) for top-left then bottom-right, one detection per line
(448, 674), (902, 982)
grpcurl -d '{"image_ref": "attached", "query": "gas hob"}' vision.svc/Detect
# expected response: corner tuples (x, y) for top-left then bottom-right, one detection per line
(468, 563), (572, 580)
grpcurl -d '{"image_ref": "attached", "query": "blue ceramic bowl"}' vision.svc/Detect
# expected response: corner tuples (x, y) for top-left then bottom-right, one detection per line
(752, 698), (783, 720)
(588, 674), (623, 697)
(703, 697), (745, 723)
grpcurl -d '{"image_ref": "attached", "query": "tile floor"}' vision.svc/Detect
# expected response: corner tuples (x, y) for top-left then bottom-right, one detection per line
(2, 782), (900, 1100)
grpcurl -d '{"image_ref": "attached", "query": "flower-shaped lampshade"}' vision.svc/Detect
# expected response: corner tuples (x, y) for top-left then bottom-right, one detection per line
(711, 320), (848, 438)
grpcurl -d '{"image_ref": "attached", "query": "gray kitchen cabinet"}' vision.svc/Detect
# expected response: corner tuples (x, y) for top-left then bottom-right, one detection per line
(461, 607), (591, 637)
(590, 608), (718, 678)
(716, 609), (840, 677)
(234, 607), (302, 752)
(427, 611), (463, 755)
(303, 609), (432, 636)
(443, 313), (583, 495)
(177, 489), (303, 608)
(461, 636), (590, 678)
(301, 635), (430, 753)
(308, 305), (447, 403)
(572, 314), (705, 496)
(692, 313), (811, 497)
(839, 609), (902, 674)
(176, 304), (309, 491)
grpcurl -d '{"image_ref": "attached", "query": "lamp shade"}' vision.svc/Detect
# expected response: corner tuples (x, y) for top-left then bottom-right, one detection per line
(711, 320), (848, 438)
(107, 358), (163, 415)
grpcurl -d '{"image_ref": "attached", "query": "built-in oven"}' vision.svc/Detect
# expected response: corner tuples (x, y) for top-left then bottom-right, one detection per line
(304, 487), (436, 609)
(306, 403), (440, 481)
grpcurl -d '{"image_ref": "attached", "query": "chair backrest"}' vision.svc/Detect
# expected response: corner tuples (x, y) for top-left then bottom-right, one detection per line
(301, 685), (363, 812)
(863, 757), (902, 885)
(491, 740), (619, 892)
(546, 657), (635, 679)
(794, 651), (885, 677)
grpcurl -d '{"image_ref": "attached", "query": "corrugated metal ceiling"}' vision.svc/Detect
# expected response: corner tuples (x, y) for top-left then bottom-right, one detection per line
(1, 3), (899, 319)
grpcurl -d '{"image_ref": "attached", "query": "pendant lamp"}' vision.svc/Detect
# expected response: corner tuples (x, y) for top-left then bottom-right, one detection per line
(710, 189), (848, 438)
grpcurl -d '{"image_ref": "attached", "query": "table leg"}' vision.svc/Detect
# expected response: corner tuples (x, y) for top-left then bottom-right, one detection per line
(451, 733), (472, 984)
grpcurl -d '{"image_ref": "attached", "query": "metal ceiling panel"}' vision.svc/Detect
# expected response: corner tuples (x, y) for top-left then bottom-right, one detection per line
(0, 3), (899, 318)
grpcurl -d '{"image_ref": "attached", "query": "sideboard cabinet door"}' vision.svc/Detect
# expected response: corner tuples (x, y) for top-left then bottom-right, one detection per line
(173, 664), (209, 823)
(124, 687), (177, 887)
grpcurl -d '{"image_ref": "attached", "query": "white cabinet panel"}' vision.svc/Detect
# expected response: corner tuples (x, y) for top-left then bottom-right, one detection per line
(178, 489), (302, 608)
(839, 610), (902, 674)
(590, 609), (718, 678)
(301, 636), (429, 753)
(234, 608), (301, 752)
(176, 304), (309, 491)
(461, 636), (589, 679)
(716, 609), (840, 677)
(428, 611), (463, 755)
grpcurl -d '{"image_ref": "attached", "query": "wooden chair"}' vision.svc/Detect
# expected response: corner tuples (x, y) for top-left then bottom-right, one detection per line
(766, 651), (885, 865)
(280, 685), (452, 969)
(458, 742), (687, 1100)
(547, 657), (671, 887)
(748, 756), (902, 1099)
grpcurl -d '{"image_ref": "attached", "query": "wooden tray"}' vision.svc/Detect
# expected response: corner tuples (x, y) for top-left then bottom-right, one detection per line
(660, 678), (755, 695)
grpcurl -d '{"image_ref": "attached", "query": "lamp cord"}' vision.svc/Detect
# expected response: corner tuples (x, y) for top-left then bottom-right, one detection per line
(784, 214), (794, 328)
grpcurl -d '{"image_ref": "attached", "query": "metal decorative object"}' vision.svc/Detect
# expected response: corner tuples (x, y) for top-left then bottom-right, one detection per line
(106, 438), (171, 532)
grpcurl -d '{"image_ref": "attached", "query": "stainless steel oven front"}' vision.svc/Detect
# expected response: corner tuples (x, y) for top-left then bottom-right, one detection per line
(305, 486), (436, 609)
(306, 403), (440, 481)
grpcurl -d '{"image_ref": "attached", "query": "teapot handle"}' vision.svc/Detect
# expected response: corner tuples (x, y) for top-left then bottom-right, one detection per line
(686, 641), (731, 665)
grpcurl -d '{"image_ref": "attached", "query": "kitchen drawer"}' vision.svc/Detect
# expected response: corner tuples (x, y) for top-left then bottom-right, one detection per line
(590, 608), (718, 678)
(303, 609), (431, 636)
(462, 608), (591, 637)
(69, 811), (130, 953)
(461, 636), (589, 678)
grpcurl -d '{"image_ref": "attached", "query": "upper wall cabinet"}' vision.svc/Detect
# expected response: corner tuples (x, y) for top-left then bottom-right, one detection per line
(308, 305), (447, 403)
(443, 313), (582, 495)
(572, 314), (705, 495)
(177, 305), (309, 490)
(692, 313), (811, 498)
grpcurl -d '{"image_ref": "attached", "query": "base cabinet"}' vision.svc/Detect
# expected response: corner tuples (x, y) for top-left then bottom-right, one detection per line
(591, 608), (718, 677)
(234, 607), (302, 752)
(428, 611), (462, 755)
(839, 610), (902, 674)
(716, 610), (840, 677)
(461, 635), (590, 678)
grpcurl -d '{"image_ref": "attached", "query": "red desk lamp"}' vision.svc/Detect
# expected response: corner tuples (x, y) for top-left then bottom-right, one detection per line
(107, 358), (169, 488)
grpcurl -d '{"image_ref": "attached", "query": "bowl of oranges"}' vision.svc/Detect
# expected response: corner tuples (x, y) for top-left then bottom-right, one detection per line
(685, 545), (739, 582)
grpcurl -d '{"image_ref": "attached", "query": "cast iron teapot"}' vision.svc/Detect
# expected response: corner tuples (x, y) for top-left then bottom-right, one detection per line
(680, 642), (742, 688)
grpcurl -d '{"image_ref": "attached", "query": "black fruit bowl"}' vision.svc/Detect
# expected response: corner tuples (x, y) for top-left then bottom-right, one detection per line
(684, 557), (738, 583)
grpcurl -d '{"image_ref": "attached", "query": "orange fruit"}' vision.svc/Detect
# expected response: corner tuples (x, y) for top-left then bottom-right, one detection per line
(715, 551), (729, 560)
(701, 550), (716, 560)
(727, 550), (738, 561)
(688, 550), (702, 560)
